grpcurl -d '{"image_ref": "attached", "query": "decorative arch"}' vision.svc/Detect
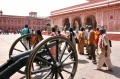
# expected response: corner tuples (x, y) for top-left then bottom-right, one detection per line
(84, 15), (97, 28)
(72, 16), (82, 30)
(62, 18), (70, 30)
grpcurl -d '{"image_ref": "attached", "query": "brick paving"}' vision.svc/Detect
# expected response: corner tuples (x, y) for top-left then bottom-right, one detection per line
(0, 34), (120, 79)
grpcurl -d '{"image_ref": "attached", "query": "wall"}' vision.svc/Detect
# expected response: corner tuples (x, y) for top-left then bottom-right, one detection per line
(0, 15), (50, 31)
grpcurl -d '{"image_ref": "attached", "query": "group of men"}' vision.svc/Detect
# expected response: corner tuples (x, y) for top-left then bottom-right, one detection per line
(78, 26), (113, 71)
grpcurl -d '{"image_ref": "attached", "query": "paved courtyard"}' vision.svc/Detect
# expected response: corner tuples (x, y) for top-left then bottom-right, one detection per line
(0, 34), (120, 79)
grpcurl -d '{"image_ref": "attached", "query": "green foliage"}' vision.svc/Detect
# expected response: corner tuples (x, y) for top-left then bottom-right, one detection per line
(54, 24), (58, 29)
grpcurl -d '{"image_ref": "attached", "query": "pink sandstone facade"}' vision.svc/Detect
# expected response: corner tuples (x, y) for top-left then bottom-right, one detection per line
(50, 0), (120, 40)
(0, 11), (50, 31)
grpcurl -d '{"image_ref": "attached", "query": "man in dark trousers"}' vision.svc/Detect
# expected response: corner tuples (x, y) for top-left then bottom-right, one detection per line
(87, 26), (96, 64)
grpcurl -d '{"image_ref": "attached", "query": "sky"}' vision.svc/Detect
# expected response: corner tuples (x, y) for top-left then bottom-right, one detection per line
(0, 0), (87, 16)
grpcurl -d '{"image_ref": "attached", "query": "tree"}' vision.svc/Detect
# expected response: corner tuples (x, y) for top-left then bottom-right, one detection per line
(54, 24), (58, 31)
(54, 25), (58, 29)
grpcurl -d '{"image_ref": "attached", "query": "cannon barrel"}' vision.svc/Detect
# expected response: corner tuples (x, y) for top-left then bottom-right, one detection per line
(0, 56), (28, 79)
(11, 50), (32, 62)
(0, 39), (64, 79)
(11, 40), (64, 62)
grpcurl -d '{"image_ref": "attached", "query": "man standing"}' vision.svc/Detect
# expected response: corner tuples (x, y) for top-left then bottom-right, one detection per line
(77, 27), (85, 55)
(88, 26), (96, 64)
(94, 27), (113, 71)
(20, 24), (31, 50)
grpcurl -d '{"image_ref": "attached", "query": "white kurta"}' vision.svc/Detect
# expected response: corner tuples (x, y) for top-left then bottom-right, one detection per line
(97, 33), (112, 69)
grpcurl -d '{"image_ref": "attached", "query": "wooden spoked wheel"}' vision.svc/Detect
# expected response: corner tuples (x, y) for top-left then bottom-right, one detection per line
(9, 34), (43, 74)
(26, 36), (78, 79)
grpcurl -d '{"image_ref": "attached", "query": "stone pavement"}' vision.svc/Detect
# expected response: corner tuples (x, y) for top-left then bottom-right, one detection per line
(0, 34), (120, 79)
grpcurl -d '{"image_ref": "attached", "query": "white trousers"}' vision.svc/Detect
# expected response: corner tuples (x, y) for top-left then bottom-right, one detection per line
(23, 40), (30, 50)
(97, 54), (112, 69)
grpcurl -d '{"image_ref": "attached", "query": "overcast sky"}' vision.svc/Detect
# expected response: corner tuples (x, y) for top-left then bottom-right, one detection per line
(0, 0), (87, 16)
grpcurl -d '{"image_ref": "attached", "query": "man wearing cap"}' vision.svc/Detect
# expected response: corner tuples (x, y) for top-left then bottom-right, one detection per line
(94, 27), (113, 71)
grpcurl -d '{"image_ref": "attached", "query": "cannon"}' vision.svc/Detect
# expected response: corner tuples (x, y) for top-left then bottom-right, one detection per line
(0, 34), (78, 79)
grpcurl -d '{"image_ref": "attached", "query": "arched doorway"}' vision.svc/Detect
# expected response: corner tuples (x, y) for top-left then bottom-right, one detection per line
(72, 17), (82, 31)
(63, 18), (70, 30)
(85, 15), (97, 28)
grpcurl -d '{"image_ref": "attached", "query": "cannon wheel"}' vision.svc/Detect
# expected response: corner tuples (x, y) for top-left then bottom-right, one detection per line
(9, 34), (43, 74)
(26, 36), (78, 79)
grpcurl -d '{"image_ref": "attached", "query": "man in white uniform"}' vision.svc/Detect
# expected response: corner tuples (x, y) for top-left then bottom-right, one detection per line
(94, 27), (113, 71)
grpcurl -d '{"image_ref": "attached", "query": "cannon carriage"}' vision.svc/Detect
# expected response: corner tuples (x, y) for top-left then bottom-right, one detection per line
(0, 34), (78, 79)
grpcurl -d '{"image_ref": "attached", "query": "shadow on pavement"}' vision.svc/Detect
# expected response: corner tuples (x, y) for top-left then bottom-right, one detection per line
(106, 66), (120, 78)
(98, 65), (120, 79)
(78, 59), (89, 64)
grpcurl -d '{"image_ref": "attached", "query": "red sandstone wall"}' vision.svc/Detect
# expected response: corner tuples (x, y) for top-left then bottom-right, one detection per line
(108, 34), (120, 41)
(0, 15), (50, 31)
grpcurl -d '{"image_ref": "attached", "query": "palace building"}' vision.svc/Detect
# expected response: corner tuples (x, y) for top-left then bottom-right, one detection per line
(50, 0), (120, 40)
(0, 11), (50, 31)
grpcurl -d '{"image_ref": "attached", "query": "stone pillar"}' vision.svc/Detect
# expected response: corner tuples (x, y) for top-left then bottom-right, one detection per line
(101, 10), (103, 26)
(81, 13), (85, 27)
(96, 9), (103, 28)
(57, 18), (63, 31)
(69, 16), (72, 28)
(50, 19), (54, 27)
